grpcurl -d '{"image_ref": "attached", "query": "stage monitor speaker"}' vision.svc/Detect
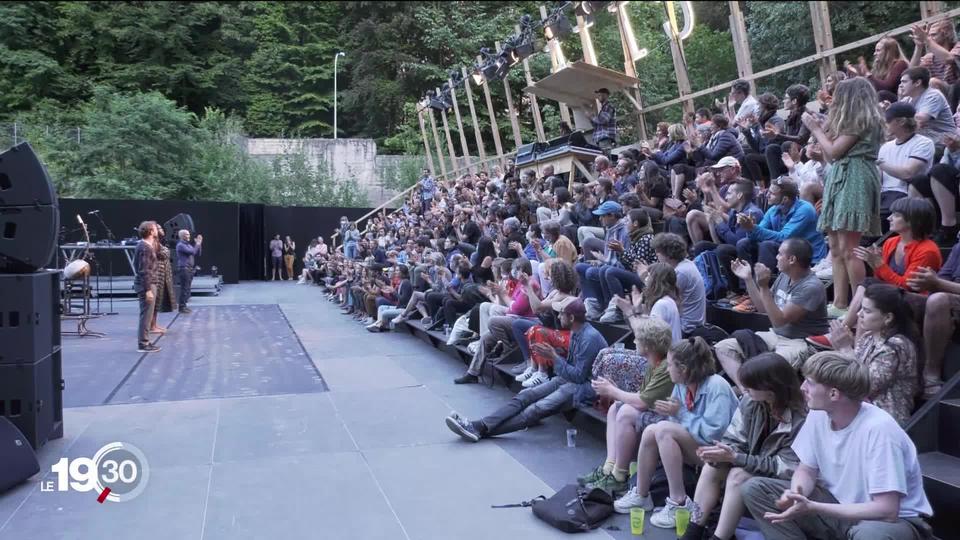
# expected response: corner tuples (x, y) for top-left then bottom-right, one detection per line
(0, 271), (59, 365)
(0, 348), (64, 451)
(0, 416), (40, 494)
(0, 143), (59, 273)
(163, 213), (195, 243)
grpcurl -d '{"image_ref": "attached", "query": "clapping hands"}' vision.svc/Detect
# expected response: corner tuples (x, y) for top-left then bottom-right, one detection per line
(852, 245), (882, 269)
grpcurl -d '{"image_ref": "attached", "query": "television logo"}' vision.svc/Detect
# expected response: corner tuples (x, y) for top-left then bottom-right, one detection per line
(41, 442), (150, 503)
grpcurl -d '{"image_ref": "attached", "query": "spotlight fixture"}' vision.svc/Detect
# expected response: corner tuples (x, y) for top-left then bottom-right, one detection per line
(542, 7), (573, 41)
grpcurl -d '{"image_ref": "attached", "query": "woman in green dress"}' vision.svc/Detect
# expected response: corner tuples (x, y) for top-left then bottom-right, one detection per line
(802, 77), (884, 314)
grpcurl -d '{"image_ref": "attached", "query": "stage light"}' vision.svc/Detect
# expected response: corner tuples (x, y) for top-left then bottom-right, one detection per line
(471, 66), (484, 86)
(543, 9), (573, 41)
(663, 1), (695, 41)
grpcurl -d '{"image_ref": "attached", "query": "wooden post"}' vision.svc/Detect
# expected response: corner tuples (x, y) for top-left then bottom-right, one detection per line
(427, 108), (448, 178)
(809, 2), (837, 89)
(461, 67), (488, 165)
(479, 56), (505, 168)
(518, 24), (546, 143)
(613, 2), (648, 141)
(496, 41), (524, 149)
(417, 109), (436, 175)
(728, 1), (756, 95)
(920, 1), (944, 18)
(664, 1), (694, 116)
(439, 106), (459, 174)
(575, 14), (599, 66)
(541, 5), (572, 127)
(448, 77), (472, 171)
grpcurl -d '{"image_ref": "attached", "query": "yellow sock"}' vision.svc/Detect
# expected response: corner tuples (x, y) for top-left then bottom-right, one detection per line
(612, 467), (628, 482)
(602, 460), (615, 475)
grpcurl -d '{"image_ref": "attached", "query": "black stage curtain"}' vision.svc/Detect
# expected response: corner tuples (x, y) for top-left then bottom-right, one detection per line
(238, 204), (264, 280)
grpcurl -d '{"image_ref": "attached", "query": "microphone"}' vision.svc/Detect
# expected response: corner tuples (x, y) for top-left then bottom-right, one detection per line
(88, 210), (100, 215)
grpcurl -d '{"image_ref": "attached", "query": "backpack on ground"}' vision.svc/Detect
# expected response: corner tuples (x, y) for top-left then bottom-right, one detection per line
(530, 485), (614, 533)
(694, 250), (728, 301)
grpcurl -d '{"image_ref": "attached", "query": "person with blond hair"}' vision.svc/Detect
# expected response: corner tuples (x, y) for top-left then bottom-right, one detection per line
(742, 352), (933, 540)
(802, 77), (885, 317)
(846, 36), (910, 95)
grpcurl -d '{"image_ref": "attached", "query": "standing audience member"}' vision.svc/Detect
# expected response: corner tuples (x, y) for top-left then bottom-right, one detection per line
(742, 353), (932, 540)
(176, 229), (201, 314)
(283, 235), (296, 280)
(133, 221), (161, 353)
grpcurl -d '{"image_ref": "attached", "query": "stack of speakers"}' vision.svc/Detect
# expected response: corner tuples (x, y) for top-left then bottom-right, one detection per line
(0, 143), (64, 452)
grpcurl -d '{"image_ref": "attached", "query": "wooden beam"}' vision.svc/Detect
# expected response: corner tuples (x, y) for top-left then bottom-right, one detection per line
(417, 110), (435, 175)
(613, 2), (648, 141)
(920, 1), (944, 18)
(518, 24), (546, 143)
(729, 1), (756, 95)
(664, 2), (694, 116)
(461, 67), (487, 165)
(448, 77), (472, 172)
(496, 41), (524, 150)
(809, 1), (837, 89)
(427, 109), (447, 178)
(541, 5), (572, 127)
(479, 56), (505, 167)
(643, 7), (960, 113)
(439, 107), (459, 175)
(575, 14), (598, 66)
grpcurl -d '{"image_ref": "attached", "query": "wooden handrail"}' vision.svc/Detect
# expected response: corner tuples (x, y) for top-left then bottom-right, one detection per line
(331, 150), (518, 248)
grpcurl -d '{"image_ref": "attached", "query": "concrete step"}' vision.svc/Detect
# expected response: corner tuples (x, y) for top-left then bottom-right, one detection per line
(939, 400), (960, 459)
(919, 451), (960, 537)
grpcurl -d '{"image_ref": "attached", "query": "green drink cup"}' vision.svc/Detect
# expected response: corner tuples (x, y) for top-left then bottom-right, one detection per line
(675, 507), (691, 536)
(629, 507), (645, 535)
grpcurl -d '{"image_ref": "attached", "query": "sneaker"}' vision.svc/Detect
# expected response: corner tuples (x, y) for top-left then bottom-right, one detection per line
(599, 298), (623, 323)
(806, 334), (834, 350)
(444, 413), (481, 442)
(649, 496), (695, 528)
(521, 371), (549, 388)
(515, 364), (536, 382)
(138, 344), (162, 353)
(453, 373), (479, 385)
(577, 465), (606, 487)
(587, 473), (629, 496)
(584, 298), (603, 321)
(732, 298), (755, 313)
(178, 307), (192, 314)
(812, 256), (833, 279)
(826, 303), (848, 319)
(391, 315), (407, 326)
(365, 324), (383, 333)
(508, 362), (529, 376)
(613, 487), (654, 514)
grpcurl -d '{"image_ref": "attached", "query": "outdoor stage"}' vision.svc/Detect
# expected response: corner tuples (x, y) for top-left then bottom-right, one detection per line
(0, 282), (675, 539)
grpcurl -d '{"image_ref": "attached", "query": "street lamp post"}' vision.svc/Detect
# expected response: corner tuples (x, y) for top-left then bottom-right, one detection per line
(334, 51), (346, 140)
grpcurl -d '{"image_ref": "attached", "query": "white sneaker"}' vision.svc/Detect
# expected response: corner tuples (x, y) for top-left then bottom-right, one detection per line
(584, 298), (603, 321)
(515, 365), (536, 382)
(599, 298), (623, 323)
(813, 256), (833, 280)
(521, 371), (549, 388)
(467, 340), (480, 355)
(649, 496), (694, 528)
(613, 487), (654, 514)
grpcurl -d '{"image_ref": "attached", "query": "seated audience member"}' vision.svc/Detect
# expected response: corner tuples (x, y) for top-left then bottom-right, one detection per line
(911, 18), (960, 107)
(877, 103), (935, 216)
(815, 71), (846, 112)
(689, 180), (765, 298)
(716, 239), (829, 390)
(818, 198), (942, 339)
(766, 84), (813, 180)
(907, 239), (960, 395)
(533, 220), (577, 293)
(846, 36), (910, 95)
(393, 253), (451, 324)
(577, 201), (630, 317)
(535, 187), (573, 227)
(579, 318), (676, 494)
(615, 262), (684, 343)
(686, 162), (756, 245)
(824, 284), (919, 426)
(729, 78), (760, 126)
(742, 352), (932, 540)
(782, 140), (826, 205)
(899, 66), (955, 145)
(613, 337), (739, 528)
(613, 158), (639, 195)
(909, 130), (960, 243)
(736, 177), (827, 273)
(675, 115), (744, 199)
(511, 274), (572, 389)
(741, 93), (784, 187)
(680, 353), (808, 540)
(366, 266), (413, 332)
(647, 233), (706, 336)
(444, 299), (607, 441)
(642, 123), (687, 170)
(597, 209), (658, 323)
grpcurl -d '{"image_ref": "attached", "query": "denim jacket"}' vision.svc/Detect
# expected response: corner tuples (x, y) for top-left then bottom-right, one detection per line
(552, 323), (608, 406)
(670, 374), (738, 445)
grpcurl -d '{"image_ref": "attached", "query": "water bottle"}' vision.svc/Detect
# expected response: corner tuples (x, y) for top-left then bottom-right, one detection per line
(443, 324), (451, 336)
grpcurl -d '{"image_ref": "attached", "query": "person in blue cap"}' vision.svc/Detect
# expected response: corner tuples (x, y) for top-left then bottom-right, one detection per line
(575, 200), (631, 319)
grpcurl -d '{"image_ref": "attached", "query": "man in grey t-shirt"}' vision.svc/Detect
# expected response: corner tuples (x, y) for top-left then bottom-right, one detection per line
(714, 238), (827, 390)
(649, 233), (706, 333)
(899, 66), (955, 144)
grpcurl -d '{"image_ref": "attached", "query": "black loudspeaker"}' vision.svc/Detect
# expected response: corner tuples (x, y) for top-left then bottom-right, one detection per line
(0, 416), (40, 494)
(0, 271), (58, 365)
(163, 212), (195, 242)
(0, 271), (63, 450)
(0, 143), (59, 273)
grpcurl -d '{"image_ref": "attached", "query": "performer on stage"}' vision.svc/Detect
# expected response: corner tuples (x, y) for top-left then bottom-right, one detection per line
(134, 221), (161, 353)
(151, 227), (177, 333)
(176, 229), (202, 314)
(588, 88), (617, 153)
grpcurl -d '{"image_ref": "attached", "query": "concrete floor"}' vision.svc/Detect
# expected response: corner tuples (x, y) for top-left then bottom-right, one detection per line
(0, 282), (682, 540)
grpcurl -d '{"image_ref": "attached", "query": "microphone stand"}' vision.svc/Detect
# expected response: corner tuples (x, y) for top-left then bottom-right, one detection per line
(91, 212), (118, 315)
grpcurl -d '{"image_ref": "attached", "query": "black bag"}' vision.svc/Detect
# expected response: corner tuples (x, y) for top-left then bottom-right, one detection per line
(530, 485), (614, 533)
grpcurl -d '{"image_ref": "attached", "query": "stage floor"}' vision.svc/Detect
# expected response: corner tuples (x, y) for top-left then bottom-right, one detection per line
(0, 282), (676, 539)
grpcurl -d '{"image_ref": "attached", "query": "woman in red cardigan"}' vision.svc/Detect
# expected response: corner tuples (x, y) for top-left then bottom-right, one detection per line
(808, 197), (941, 348)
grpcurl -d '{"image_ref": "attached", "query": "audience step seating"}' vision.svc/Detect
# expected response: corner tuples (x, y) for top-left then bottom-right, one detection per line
(907, 341), (960, 537)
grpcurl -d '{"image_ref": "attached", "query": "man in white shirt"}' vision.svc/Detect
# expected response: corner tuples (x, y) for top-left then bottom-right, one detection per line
(878, 102), (935, 214)
(730, 79), (759, 127)
(899, 66), (955, 145)
(742, 352), (933, 540)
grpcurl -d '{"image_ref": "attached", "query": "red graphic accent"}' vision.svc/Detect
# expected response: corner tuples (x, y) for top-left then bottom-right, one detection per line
(97, 487), (111, 503)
